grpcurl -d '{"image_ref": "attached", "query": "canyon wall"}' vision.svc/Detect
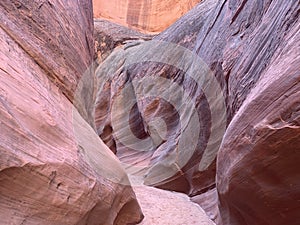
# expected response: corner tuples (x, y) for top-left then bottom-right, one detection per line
(1, 0), (299, 224)
(0, 1), (143, 224)
(93, 0), (201, 33)
(94, 0), (300, 224)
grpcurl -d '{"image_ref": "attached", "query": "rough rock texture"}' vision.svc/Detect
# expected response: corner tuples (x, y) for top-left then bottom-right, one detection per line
(2, 0), (298, 224)
(94, 0), (300, 224)
(0, 0), (93, 104)
(188, 0), (300, 224)
(134, 185), (215, 225)
(215, 5), (300, 225)
(93, 0), (201, 33)
(191, 188), (218, 221)
(95, 0), (221, 196)
(93, 19), (154, 159)
(0, 1), (143, 224)
(94, 19), (152, 64)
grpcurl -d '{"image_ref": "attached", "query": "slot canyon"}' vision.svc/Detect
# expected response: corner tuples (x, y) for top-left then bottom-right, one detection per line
(0, 0), (299, 224)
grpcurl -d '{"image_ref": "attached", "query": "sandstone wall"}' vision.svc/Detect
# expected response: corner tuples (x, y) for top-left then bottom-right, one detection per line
(93, 0), (201, 33)
(94, 0), (300, 224)
(0, 1), (143, 224)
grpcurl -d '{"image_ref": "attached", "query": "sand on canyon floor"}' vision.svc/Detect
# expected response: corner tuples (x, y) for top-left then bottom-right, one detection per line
(133, 185), (215, 225)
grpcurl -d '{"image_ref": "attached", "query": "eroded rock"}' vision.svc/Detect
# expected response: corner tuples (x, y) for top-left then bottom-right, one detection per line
(0, 1), (143, 224)
(94, 0), (221, 195)
(216, 10), (300, 225)
(94, 19), (153, 63)
(94, 0), (300, 224)
(93, 0), (201, 33)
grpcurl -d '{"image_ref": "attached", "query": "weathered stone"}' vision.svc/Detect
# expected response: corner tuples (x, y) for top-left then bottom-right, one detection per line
(93, 0), (201, 33)
(94, 0), (300, 224)
(0, 1), (143, 224)
(0, 0), (93, 102)
(186, 0), (300, 224)
(94, 0), (222, 196)
(191, 188), (218, 222)
(94, 19), (152, 63)
(216, 7), (300, 224)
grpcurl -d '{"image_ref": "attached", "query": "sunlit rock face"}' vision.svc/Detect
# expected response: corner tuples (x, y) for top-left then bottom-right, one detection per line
(0, 1), (143, 224)
(93, 0), (201, 33)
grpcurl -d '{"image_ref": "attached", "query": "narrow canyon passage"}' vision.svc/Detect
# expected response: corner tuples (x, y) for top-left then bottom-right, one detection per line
(0, 0), (299, 225)
(93, 0), (300, 224)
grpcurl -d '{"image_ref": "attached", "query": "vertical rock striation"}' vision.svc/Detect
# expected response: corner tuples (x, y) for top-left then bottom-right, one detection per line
(93, 0), (201, 33)
(0, 1), (143, 224)
(95, 0), (221, 195)
(94, 0), (300, 224)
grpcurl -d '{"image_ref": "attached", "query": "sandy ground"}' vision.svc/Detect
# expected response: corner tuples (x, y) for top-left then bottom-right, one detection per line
(133, 185), (215, 225)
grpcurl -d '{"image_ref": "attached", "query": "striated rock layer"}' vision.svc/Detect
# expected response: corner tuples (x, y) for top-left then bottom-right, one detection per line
(94, 19), (152, 64)
(0, 1), (143, 224)
(95, 0), (221, 196)
(188, 0), (300, 224)
(94, 0), (300, 224)
(93, 0), (201, 33)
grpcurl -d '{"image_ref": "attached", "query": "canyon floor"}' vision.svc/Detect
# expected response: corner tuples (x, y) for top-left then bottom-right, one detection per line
(134, 185), (215, 225)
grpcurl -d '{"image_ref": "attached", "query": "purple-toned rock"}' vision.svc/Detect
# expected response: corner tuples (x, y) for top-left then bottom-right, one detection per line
(94, 0), (222, 195)
(94, 0), (300, 224)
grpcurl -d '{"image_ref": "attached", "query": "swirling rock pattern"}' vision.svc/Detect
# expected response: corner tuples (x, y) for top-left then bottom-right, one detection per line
(0, 0), (143, 224)
(93, 0), (201, 33)
(95, 0), (221, 195)
(95, 0), (300, 224)
(190, 0), (300, 224)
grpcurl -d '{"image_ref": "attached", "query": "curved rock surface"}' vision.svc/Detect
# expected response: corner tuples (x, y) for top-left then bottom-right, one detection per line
(216, 5), (300, 224)
(93, 0), (201, 33)
(94, 19), (152, 64)
(191, 188), (218, 221)
(94, 0), (300, 224)
(1, 0), (299, 224)
(0, 1), (143, 224)
(95, 0), (221, 195)
(186, 0), (300, 224)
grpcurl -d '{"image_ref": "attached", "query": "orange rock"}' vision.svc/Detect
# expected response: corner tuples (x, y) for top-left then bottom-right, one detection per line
(93, 0), (201, 33)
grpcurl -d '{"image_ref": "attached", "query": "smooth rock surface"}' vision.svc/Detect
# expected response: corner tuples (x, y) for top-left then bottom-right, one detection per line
(0, 1), (143, 224)
(191, 188), (218, 222)
(94, 0), (300, 224)
(94, 0), (221, 196)
(216, 6), (300, 224)
(185, 0), (300, 224)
